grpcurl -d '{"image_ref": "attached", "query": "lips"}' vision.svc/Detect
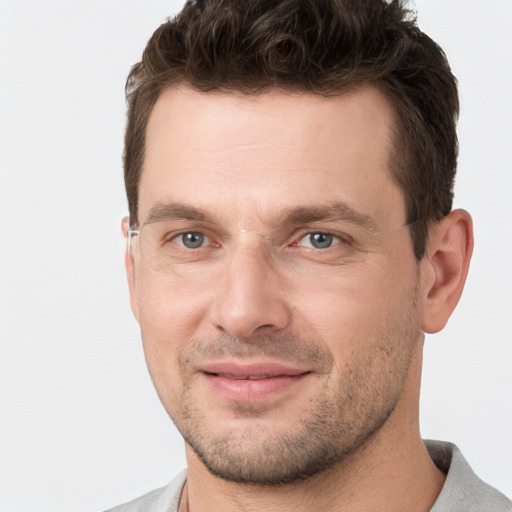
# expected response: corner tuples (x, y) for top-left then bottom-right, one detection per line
(200, 362), (310, 402)
(216, 374), (281, 380)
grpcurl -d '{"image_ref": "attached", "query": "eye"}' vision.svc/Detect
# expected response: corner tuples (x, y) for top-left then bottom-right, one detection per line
(173, 232), (209, 249)
(298, 232), (343, 249)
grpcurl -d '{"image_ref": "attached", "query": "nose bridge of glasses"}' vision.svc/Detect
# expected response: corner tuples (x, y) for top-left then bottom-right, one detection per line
(238, 228), (273, 241)
(231, 228), (285, 253)
(225, 229), (284, 279)
(224, 228), (281, 262)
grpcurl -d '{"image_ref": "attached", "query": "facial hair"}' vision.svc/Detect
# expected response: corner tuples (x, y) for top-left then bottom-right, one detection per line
(164, 288), (421, 486)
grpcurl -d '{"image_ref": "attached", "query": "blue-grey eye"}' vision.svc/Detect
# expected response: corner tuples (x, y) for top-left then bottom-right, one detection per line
(298, 232), (340, 249)
(309, 233), (333, 248)
(179, 232), (206, 248)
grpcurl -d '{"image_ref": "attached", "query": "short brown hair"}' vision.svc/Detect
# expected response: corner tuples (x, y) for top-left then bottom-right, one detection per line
(124, 0), (459, 259)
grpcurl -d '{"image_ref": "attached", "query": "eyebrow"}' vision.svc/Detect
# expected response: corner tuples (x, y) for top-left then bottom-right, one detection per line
(144, 201), (378, 232)
(145, 203), (206, 224)
(276, 203), (378, 232)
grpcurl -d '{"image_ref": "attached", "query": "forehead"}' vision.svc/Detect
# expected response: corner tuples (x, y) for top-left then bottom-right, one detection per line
(139, 85), (405, 228)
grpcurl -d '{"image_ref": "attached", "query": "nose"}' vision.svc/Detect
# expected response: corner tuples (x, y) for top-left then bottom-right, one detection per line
(210, 235), (292, 339)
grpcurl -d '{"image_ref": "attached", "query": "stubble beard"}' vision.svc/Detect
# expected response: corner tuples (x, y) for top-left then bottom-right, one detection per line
(166, 307), (420, 486)
(179, 374), (392, 485)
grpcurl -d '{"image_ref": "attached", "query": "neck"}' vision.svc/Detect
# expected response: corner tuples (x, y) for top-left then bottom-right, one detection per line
(181, 338), (445, 512)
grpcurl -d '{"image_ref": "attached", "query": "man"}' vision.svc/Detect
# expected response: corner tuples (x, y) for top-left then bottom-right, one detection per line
(109, 0), (511, 510)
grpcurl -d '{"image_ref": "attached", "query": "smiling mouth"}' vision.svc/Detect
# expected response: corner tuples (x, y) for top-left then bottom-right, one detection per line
(206, 372), (308, 380)
(201, 365), (311, 402)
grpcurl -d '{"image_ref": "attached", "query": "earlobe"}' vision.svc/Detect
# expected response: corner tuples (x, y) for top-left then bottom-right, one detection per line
(421, 209), (474, 334)
(121, 217), (140, 322)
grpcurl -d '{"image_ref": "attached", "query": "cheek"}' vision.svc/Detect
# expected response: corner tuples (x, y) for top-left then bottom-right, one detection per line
(293, 274), (386, 330)
(134, 272), (214, 400)
(293, 260), (419, 352)
(136, 270), (213, 341)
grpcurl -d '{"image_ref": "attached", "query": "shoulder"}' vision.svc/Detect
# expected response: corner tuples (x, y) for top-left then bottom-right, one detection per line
(102, 470), (187, 512)
(426, 440), (511, 512)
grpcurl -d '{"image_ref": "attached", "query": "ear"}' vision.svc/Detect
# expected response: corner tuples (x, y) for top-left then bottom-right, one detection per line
(420, 209), (474, 334)
(121, 217), (140, 323)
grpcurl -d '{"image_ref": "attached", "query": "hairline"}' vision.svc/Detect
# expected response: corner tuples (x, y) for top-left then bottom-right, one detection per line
(134, 81), (408, 209)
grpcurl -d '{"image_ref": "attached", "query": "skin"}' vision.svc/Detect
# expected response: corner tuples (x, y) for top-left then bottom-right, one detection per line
(124, 85), (473, 511)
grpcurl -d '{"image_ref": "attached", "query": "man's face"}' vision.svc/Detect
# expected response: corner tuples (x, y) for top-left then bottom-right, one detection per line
(126, 86), (425, 484)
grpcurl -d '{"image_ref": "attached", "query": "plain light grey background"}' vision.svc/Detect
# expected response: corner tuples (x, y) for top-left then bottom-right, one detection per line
(0, 1), (511, 511)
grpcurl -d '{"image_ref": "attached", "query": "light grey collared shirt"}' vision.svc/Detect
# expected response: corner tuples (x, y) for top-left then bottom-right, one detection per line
(104, 440), (511, 512)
